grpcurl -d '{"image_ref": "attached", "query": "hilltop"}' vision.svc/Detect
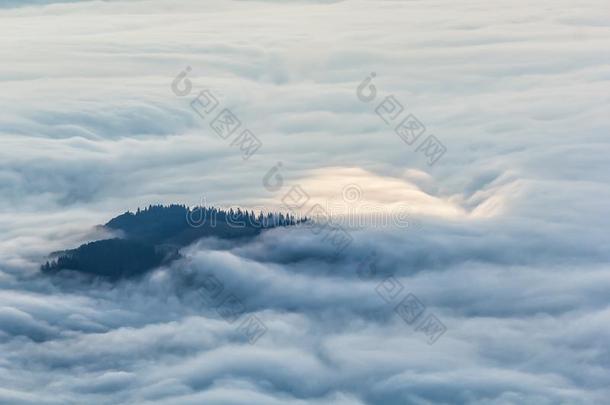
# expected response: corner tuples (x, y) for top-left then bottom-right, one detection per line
(41, 204), (304, 279)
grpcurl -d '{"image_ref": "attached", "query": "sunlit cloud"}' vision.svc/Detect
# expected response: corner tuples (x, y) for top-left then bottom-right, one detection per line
(1, 0), (609, 404)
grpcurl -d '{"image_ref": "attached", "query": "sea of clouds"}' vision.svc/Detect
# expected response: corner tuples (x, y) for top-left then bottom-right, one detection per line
(1, 0), (610, 404)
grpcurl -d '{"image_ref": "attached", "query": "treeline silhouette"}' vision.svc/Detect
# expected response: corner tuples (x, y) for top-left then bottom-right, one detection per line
(42, 204), (306, 279)
(106, 204), (304, 244)
(41, 239), (166, 279)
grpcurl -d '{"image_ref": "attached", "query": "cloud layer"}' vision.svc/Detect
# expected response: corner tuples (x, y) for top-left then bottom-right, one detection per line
(1, 0), (609, 404)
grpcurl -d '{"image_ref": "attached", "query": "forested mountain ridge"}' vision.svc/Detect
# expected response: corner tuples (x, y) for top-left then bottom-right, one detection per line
(41, 204), (305, 279)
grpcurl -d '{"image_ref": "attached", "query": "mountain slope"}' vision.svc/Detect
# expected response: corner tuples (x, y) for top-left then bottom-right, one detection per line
(42, 204), (304, 278)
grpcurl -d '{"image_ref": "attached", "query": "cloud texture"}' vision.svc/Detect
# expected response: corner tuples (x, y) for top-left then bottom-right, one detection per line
(1, 0), (610, 404)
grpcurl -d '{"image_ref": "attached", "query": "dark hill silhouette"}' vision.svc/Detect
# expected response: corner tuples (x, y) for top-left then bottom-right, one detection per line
(42, 204), (305, 279)
(41, 238), (166, 279)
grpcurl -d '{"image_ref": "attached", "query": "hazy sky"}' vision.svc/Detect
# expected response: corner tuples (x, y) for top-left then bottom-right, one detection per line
(1, 0), (609, 404)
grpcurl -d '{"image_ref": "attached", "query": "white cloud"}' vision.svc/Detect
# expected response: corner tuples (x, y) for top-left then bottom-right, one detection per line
(1, 0), (609, 403)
